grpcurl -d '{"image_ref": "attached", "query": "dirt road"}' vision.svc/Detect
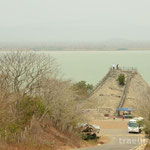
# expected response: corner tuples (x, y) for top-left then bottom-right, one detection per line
(91, 119), (129, 129)
(75, 119), (144, 150)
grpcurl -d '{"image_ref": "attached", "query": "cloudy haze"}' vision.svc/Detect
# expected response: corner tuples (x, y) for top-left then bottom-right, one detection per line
(0, 0), (150, 42)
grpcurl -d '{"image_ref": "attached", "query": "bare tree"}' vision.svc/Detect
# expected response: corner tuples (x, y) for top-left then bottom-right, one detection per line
(40, 78), (86, 131)
(0, 51), (85, 143)
(0, 51), (56, 95)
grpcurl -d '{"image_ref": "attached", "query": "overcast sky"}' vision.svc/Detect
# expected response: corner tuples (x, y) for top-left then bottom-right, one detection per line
(0, 0), (150, 43)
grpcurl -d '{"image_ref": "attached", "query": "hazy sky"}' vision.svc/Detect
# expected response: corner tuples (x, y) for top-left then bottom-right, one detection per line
(0, 0), (150, 42)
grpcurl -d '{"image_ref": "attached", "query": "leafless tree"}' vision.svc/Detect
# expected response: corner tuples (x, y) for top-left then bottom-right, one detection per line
(0, 51), (56, 95)
(0, 51), (86, 142)
(40, 78), (86, 131)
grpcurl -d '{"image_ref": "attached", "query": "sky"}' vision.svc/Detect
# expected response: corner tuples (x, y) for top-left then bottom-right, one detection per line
(0, 0), (150, 43)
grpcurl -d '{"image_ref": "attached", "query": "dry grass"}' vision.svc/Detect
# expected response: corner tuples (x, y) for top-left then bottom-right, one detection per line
(0, 52), (87, 150)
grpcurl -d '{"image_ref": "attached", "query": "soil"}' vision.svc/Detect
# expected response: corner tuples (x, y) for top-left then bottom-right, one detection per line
(91, 119), (129, 129)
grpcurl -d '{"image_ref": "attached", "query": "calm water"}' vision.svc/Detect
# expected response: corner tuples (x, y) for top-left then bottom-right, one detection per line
(44, 51), (150, 85)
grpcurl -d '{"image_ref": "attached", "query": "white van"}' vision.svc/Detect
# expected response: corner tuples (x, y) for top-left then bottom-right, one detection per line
(128, 117), (144, 133)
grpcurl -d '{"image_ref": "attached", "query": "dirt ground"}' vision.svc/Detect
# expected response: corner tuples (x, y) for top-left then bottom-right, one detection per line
(145, 143), (150, 150)
(91, 118), (129, 129)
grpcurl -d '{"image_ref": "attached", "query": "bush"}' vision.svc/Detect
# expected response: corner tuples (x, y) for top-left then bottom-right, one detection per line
(72, 81), (93, 98)
(118, 74), (125, 85)
(0, 96), (46, 142)
(16, 96), (46, 124)
(42, 79), (86, 132)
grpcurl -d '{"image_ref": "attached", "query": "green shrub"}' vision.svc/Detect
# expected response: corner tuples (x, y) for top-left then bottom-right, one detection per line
(16, 96), (46, 124)
(118, 74), (125, 85)
(0, 121), (23, 143)
(72, 81), (93, 98)
(0, 96), (46, 142)
(7, 123), (21, 134)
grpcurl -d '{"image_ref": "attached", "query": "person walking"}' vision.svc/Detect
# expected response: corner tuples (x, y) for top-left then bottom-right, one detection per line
(112, 64), (115, 69)
(122, 112), (125, 120)
(116, 64), (119, 69)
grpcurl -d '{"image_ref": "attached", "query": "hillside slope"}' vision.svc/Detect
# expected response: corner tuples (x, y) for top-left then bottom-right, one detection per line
(89, 68), (150, 119)
(124, 72), (150, 111)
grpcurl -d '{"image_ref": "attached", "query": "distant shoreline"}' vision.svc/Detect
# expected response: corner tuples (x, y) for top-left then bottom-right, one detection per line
(1, 48), (150, 52)
(33, 49), (150, 51)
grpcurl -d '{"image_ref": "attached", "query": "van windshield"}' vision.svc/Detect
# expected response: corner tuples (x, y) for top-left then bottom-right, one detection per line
(129, 122), (139, 128)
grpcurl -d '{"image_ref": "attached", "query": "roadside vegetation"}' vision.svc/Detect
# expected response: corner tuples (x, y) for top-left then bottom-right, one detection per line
(0, 51), (87, 149)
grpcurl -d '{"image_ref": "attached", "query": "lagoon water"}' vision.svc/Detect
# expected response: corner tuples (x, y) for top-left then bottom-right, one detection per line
(46, 51), (150, 85)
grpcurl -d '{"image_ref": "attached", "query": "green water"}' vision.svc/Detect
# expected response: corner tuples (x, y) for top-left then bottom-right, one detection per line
(45, 51), (150, 85)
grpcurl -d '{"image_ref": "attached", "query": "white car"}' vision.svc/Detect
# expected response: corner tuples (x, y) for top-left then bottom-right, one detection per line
(128, 117), (144, 133)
